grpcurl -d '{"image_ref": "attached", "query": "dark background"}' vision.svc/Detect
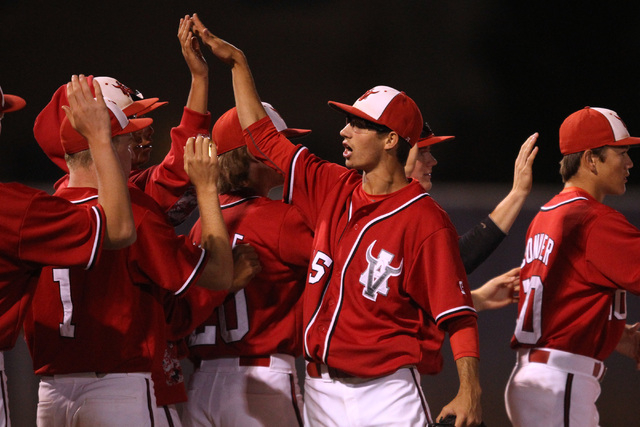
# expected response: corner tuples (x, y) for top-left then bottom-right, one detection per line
(2, 1), (640, 185)
(2, 1), (640, 426)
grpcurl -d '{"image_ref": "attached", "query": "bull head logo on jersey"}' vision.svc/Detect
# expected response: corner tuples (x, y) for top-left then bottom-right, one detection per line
(359, 241), (403, 301)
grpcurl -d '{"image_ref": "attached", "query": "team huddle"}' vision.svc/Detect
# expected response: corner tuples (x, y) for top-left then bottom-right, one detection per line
(1, 13), (640, 427)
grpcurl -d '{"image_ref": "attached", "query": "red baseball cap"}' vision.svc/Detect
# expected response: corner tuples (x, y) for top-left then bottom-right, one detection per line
(59, 98), (152, 155)
(559, 106), (640, 155)
(93, 76), (167, 117)
(212, 102), (311, 155)
(0, 86), (26, 113)
(416, 122), (455, 148)
(35, 76), (155, 171)
(328, 85), (423, 146)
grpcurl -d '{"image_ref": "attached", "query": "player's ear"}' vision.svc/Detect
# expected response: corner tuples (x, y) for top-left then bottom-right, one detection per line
(583, 149), (599, 175)
(384, 131), (400, 150)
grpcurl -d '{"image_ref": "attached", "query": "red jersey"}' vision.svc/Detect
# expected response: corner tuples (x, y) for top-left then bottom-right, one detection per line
(245, 117), (476, 378)
(511, 187), (640, 361)
(23, 185), (208, 375)
(0, 182), (104, 351)
(186, 190), (313, 360)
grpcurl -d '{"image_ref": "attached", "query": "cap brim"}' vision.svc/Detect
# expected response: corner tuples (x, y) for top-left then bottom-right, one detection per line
(135, 100), (168, 117)
(122, 98), (163, 118)
(281, 128), (311, 139)
(417, 135), (455, 148)
(117, 117), (154, 136)
(1, 94), (26, 113)
(328, 101), (382, 125)
(612, 136), (640, 147)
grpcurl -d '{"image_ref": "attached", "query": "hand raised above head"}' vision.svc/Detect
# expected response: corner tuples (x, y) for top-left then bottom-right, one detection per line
(189, 13), (246, 67)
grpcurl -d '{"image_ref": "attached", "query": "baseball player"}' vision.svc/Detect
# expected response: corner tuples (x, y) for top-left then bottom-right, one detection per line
(191, 13), (482, 427)
(505, 106), (640, 426)
(33, 16), (210, 226)
(24, 75), (234, 426)
(181, 102), (313, 427)
(0, 78), (136, 427)
(406, 124), (539, 273)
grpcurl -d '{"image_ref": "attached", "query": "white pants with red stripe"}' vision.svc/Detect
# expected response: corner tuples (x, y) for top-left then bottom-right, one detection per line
(181, 354), (303, 427)
(0, 353), (9, 427)
(505, 348), (602, 427)
(303, 364), (431, 427)
(36, 372), (156, 427)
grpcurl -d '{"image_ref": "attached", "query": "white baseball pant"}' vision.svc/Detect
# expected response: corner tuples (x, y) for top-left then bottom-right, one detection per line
(303, 363), (431, 427)
(505, 348), (604, 427)
(181, 354), (303, 427)
(37, 372), (156, 427)
(0, 353), (9, 427)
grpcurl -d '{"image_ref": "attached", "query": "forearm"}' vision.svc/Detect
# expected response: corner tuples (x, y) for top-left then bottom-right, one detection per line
(196, 185), (233, 290)
(92, 141), (136, 249)
(186, 74), (209, 114)
(455, 356), (482, 409)
(488, 187), (528, 234)
(231, 55), (267, 130)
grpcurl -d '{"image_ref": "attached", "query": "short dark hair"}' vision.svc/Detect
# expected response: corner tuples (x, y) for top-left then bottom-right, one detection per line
(559, 146), (607, 182)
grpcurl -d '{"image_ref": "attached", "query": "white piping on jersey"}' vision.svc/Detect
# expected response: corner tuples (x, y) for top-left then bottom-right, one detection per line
(304, 192), (429, 364)
(220, 196), (260, 209)
(69, 195), (99, 205)
(86, 206), (102, 271)
(541, 197), (588, 211)
(69, 195), (101, 270)
(435, 305), (477, 323)
(286, 147), (308, 204)
(175, 248), (207, 296)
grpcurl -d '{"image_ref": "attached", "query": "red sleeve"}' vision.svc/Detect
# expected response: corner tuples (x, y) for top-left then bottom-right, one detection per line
(128, 206), (208, 296)
(447, 316), (480, 360)
(586, 212), (640, 294)
(406, 226), (476, 326)
(130, 107), (211, 214)
(163, 286), (228, 340)
(20, 192), (105, 270)
(245, 116), (351, 228)
(277, 205), (314, 267)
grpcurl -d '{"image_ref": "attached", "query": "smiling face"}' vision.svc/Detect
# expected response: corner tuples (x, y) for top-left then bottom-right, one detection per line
(410, 146), (438, 191)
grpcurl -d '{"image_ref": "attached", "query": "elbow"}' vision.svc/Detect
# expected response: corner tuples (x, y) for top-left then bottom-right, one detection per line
(104, 226), (137, 250)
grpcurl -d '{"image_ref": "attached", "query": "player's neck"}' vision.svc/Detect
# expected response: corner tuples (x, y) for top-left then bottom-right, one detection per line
(362, 166), (409, 195)
(563, 179), (604, 203)
(67, 166), (99, 190)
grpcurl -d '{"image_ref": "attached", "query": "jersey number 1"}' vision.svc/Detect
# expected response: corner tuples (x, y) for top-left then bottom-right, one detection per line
(52, 268), (76, 338)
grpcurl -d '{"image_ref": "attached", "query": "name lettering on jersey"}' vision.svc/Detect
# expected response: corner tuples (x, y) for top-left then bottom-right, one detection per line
(523, 233), (555, 266)
(359, 241), (403, 301)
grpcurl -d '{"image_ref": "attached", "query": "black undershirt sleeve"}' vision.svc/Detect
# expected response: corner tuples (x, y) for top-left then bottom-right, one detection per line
(458, 215), (507, 274)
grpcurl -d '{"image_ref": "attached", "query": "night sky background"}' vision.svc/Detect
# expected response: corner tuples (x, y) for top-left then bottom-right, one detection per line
(2, 1), (640, 186)
(2, 1), (640, 426)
